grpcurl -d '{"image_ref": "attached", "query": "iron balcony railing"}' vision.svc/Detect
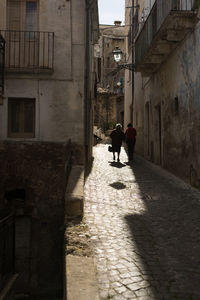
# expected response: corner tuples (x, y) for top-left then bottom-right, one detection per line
(0, 34), (5, 93)
(135, 0), (196, 67)
(0, 214), (15, 292)
(0, 30), (54, 72)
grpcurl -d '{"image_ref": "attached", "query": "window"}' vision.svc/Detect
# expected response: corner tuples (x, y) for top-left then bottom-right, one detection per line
(26, 1), (37, 31)
(8, 98), (35, 138)
(7, 0), (38, 31)
(7, 0), (21, 31)
(107, 56), (110, 68)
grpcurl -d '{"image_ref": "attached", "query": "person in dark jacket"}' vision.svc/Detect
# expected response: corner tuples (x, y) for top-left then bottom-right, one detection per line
(110, 124), (125, 162)
(125, 123), (137, 161)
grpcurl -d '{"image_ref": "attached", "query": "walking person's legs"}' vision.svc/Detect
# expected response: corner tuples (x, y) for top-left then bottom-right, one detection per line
(132, 140), (136, 158)
(129, 140), (136, 161)
(113, 151), (116, 161)
(117, 151), (120, 162)
(129, 143), (133, 161)
(117, 146), (121, 162)
(127, 140), (133, 161)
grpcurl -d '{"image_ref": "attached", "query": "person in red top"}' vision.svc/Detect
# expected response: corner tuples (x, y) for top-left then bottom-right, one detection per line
(125, 123), (137, 162)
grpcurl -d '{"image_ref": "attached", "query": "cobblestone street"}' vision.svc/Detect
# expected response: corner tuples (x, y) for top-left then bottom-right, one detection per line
(84, 144), (200, 300)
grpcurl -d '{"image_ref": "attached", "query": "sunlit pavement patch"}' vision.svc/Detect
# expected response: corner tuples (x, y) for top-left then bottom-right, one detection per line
(84, 144), (200, 300)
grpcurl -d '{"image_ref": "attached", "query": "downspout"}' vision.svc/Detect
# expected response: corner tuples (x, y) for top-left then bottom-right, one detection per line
(102, 35), (105, 87)
(131, 0), (134, 124)
(84, 0), (91, 164)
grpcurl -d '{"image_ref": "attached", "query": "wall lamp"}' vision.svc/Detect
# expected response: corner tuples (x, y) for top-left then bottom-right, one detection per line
(112, 46), (135, 71)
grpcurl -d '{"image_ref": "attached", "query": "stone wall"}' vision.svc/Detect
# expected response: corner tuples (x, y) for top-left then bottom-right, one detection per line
(133, 21), (200, 189)
(0, 140), (72, 298)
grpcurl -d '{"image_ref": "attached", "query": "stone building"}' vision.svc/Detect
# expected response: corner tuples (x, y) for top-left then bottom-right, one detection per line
(125, 0), (200, 188)
(0, 0), (98, 298)
(94, 22), (125, 130)
(95, 88), (118, 131)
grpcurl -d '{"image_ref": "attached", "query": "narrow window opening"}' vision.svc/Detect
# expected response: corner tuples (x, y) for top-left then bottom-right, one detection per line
(8, 98), (36, 138)
(174, 96), (179, 115)
(5, 189), (26, 201)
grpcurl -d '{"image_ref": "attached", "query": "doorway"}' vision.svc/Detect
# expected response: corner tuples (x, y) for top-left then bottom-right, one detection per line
(5, 189), (31, 295)
(145, 102), (150, 158)
(155, 104), (162, 165)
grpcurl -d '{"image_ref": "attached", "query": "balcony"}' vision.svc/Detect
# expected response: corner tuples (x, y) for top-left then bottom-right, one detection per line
(135, 0), (199, 75)
(0, 30), (54, 73)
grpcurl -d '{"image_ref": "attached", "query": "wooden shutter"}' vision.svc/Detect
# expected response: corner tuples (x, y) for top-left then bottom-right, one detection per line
(7, 0), (22, 30)
(8, 98), (35, 138)
(24, 99), (35, 133)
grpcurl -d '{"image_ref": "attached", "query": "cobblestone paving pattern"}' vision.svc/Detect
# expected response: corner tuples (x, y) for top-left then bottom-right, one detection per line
(84, 144), (200, 300)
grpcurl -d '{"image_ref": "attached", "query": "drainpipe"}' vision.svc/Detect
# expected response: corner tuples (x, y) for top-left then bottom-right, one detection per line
(85, 0), (91, 164)
(131, 0), (134, 124)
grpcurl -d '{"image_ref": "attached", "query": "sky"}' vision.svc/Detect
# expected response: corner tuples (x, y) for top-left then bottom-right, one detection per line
(98, 0), (125, 25)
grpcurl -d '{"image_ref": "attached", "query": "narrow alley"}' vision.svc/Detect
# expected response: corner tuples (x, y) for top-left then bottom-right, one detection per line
(84, 143), (200, 300)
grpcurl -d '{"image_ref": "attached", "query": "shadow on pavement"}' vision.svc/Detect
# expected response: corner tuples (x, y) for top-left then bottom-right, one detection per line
(109, 182), (126, 190)
(108, 161), (127, 168)
(125, 155), (200, 300)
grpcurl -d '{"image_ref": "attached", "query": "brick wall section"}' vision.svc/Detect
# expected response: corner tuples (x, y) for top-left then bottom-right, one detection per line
(0, 140), (72, 298)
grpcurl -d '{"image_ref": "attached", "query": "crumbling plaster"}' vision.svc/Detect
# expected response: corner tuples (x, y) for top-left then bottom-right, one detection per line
(137, 22), (200, 187)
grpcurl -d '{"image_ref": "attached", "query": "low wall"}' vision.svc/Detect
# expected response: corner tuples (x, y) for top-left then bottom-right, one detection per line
(0, 140), (72, 298)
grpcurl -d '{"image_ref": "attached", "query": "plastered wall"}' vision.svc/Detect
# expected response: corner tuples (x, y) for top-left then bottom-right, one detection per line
(134, 20), (200, 187)
(0, 0), (86, 148)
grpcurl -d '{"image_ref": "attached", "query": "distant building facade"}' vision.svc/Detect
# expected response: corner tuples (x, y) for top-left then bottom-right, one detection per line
(94, 22), (125, 130)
